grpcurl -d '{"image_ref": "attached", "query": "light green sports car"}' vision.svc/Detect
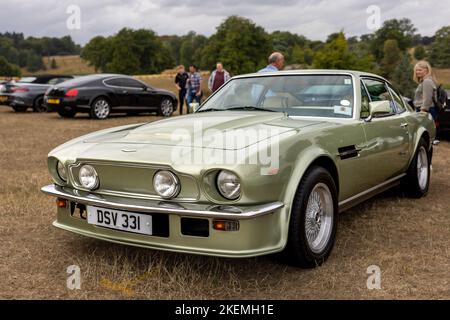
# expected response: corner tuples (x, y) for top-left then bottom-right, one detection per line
(41, 70), (436, 268)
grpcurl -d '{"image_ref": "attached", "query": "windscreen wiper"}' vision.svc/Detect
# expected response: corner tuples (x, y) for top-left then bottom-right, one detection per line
(226, 106), (277, 112)
(196, 108), (225, 113)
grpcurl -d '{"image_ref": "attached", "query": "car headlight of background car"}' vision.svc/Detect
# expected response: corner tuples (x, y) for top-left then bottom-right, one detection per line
(56, 161), (67, 182)
(217, 170), (241, 200)
(153, 170), (180, 199)
(79, 165), (99, 190)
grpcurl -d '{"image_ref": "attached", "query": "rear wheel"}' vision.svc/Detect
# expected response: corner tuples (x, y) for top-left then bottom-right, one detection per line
(57, 108), (77, 118)
(12, 105), (28, 112)
(403, 138), (430, 198)
(33, 96), (47, 112)
(283, 166), (338, 268)
(157, 98), (174, 117)
(90, 97), (111, 119)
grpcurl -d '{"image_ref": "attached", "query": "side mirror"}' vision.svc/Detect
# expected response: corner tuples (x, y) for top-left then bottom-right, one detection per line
(369, 101), (392, 116)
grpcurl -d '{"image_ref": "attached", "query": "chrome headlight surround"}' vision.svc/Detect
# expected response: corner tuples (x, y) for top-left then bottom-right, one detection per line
(78, 165), (99, 190)
(56, 161), (67, 182)
(153, 170), (180, 199)
(216, 170), (241, 200)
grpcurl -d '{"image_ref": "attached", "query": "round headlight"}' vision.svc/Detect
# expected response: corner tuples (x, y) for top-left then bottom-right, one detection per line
(79, 165), (99, 190)
(153, 171), (180, 199)
(57, 161), (67, 182)
(217, 170), (241, 200)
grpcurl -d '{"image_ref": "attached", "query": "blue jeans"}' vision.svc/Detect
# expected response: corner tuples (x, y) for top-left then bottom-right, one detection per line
(416, 106), (438, 120)
(186, 91), (201, 113)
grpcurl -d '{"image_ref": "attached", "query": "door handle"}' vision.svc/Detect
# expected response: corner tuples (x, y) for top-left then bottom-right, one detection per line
(400, 123), (408, 128)
(122, 90), (128, 94)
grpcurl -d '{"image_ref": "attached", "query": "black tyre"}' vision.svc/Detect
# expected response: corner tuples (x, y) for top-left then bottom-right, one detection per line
(90, 97), (111, 119)
(12, 105), (28, 112)
(57, 107), (77, 118)
(33, 96), (47, 113)
(157, 98), (174, 117)
(403, 138), (430, 198)
(283, 166), (338, 268)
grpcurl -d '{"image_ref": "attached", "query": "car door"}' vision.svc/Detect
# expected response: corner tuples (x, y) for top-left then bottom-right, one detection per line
(120, 78), (159, 110)
(360, 78), (410, 186)
(104, 77), (133, 107)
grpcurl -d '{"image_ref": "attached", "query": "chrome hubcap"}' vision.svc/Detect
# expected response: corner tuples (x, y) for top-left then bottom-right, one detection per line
(94, 100), (110, 119)
(417, 146), (429, 190)
(305, 183), (333, 254)
(161, 99), (173, 116)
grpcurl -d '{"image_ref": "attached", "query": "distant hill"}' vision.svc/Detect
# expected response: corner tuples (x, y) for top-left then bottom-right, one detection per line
(22, 55), (96, 76)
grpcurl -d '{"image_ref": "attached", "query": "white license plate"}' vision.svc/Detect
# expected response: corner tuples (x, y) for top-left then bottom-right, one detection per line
(87, 206), (152, 235)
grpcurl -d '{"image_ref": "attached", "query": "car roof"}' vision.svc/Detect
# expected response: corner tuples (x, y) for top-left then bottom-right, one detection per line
(233, 69), (388, 82)
(53, 74), (137, 87)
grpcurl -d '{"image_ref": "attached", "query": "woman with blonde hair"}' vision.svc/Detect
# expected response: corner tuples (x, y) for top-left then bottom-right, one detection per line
(413, 60), (439, 120)
(174, 65), (189, 115)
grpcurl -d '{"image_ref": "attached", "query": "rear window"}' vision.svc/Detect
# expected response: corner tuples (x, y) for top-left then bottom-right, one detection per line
(18, 77), (37, 83)
(53, 75), (99, 87)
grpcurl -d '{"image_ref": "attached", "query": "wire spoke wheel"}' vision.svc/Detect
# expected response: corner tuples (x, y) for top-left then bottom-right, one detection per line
(417, 146), (429, 191)
(304, 183), (334, 254)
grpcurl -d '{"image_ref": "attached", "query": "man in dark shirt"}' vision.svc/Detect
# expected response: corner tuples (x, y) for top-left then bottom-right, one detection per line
(174, 65), (189, 115)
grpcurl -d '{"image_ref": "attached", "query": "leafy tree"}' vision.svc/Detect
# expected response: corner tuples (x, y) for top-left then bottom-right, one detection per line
(161, 35), (183, 66)
(179, 32), (207, 68)
(429, 26), (450, 67)
(381, 39), (401, 77)
(0, 56), (21, 76)
(26, 52), (44, 72)
(81, 36), (112, 72)
(291, 45), (314, 65)
(50, 58), (58, 69)
(391, 53), (416, 98)
(370, 18), (417, 60)
(200, 16), (271, 75)
(82, 29), (173, 74)
(313, 32), (375, 72)
(414, 45), (426, 60)
(270, 31), (308, 64)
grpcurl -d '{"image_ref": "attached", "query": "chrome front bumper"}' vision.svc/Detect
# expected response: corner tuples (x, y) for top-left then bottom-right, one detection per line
(41, 184), (284, 220)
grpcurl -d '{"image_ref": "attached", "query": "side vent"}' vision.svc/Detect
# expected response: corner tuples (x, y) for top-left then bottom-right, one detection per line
(337, 145), (361, 160)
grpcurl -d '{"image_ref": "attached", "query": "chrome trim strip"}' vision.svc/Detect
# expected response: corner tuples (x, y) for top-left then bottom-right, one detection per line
(338, 174), (406, 211)
(41, 184), (284, 220)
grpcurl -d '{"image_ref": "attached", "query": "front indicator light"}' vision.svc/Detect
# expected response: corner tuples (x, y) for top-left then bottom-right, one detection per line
(213, 220), (240, 231)
(56, 198), (68, 208)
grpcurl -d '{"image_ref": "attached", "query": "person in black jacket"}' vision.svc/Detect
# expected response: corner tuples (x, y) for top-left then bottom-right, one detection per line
(175, 65), (189, 115)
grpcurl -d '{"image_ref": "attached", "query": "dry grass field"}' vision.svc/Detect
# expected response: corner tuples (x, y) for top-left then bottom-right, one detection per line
(30, 55), (96, 76)
(0, 106), (449, 300)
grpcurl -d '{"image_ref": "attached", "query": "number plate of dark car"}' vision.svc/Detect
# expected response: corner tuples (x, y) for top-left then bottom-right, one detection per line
(87, 206), (152, 235)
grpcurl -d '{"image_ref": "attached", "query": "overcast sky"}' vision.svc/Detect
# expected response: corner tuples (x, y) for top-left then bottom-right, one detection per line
(0, 0), (448, 44)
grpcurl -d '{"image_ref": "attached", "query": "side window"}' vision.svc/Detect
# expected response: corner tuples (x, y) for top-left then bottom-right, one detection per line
(360, 81), (370, 119)
(104, 78), (123, 87)
(362, 78), (396, 115)
(120, 78), (145, 89)
(387, 84), (406, 113)
(48, 78), (70, 85)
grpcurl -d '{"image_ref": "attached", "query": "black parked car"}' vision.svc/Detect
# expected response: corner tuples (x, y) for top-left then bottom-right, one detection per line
(1, 75), (73, 112)
(437, 90), (450, 133)
(45, 74), (178, 119)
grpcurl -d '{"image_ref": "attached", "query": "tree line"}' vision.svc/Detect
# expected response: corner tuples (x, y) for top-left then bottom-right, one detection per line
(1, 15), (450, 95)
(80, 16), (449, 96)
(0, 32), (80, 75)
